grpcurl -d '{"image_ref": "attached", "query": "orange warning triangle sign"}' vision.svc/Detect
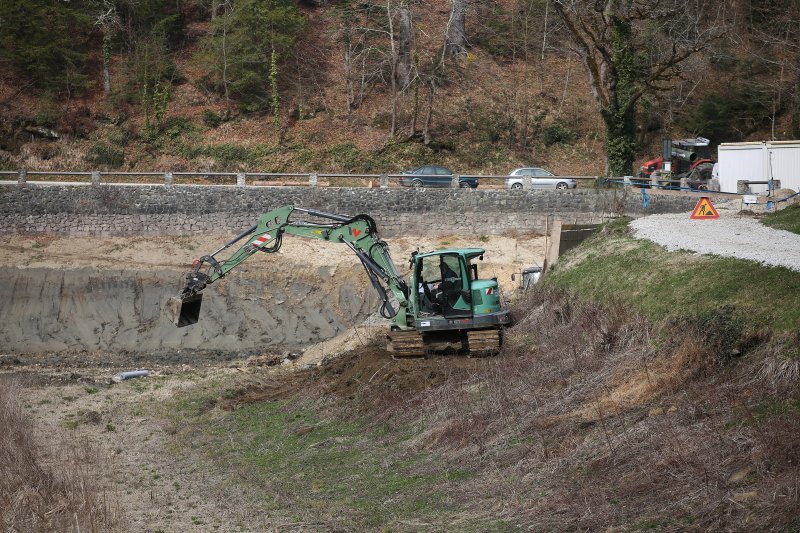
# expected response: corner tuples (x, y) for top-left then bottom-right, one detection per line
(690, 197), (720, 219)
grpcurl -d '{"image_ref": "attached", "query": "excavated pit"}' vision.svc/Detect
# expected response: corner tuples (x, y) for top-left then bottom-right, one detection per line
(0, 264), (377, 357)
(0, 233), (544, 372)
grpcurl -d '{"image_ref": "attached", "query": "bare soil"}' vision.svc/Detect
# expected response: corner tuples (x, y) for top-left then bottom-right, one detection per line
(0, 231), (544, 532)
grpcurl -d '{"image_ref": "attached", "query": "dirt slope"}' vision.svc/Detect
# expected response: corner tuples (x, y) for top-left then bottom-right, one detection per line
(0, 231), (544, 531)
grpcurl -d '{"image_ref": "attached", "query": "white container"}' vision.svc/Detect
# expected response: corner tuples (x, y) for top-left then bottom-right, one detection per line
(521, 267), (542, 288)
(717, 141), (800, 194)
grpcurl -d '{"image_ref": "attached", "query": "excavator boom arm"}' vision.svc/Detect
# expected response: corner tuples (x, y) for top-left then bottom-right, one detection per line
(168, 205), (411, 329)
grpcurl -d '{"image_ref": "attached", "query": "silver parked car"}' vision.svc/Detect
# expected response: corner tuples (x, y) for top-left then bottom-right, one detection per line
(505, 167), (577, 190)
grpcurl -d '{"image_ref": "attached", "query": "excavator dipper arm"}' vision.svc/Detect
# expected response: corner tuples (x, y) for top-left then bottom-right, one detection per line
(166, 205), (411, 329)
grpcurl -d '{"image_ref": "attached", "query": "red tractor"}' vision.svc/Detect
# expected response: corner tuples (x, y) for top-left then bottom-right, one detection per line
(638, 137), (715, 189)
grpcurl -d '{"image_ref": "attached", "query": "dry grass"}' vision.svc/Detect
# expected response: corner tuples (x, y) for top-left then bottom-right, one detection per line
(183, 284), (798, 529)
(0, 378), (121, 532)
(757, 332), (800, 392)
(296, 286), (800, 529)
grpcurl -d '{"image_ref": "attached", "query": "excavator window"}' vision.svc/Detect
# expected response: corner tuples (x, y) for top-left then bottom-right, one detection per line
(439, 255), (471, 318)
(417, 256), (442, 314)
(440, 255), (461, 288)
(415, 254), (472, 318)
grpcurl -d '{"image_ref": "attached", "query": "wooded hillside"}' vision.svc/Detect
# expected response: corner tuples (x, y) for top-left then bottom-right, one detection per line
(1, 0), (798, 175)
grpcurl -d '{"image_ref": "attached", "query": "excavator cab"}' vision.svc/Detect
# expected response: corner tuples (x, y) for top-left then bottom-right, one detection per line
(391, 248), (509, 357)
(410, 249), (504, 326)
(416, 253), (471, 318)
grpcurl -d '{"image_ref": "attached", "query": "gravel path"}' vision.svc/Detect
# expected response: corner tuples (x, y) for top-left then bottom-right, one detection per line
(630, 201), (800, 272)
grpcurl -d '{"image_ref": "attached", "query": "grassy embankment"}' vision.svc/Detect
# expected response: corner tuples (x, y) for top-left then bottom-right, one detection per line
(762, 203), (800, 235)
(161, 219), (800, 530)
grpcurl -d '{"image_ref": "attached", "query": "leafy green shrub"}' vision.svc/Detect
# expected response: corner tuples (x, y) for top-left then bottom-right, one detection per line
(86, 143), (125, 169)
(152, 14), (186, 50)
(674, 305), (745, 366)
(181, 143), (255, 168)
(371, 111), (392, 130)
(33, 103), (61, 129)
(542, 121), (577, 146)
(202, 109), (224, 128)
(207, 144), (251, 165)
(472, 4), (514, 57)
(197, 0), (305, 113)
(325, 142), (375, 172)
(162, 116), (195, 140)
(107, 128), (129, 147)
(0, 0), (92, 95)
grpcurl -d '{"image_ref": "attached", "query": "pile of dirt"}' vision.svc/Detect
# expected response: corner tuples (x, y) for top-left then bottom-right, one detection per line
(217, 337), (490, 413)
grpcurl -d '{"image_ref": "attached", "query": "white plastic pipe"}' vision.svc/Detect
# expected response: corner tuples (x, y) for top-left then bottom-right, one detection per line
(113, 370), (149, 382)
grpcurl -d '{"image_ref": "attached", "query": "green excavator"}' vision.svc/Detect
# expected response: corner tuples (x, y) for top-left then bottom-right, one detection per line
(166, 205), (511, 357)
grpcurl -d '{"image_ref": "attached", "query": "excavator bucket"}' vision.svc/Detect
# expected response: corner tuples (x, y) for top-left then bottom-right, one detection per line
(165, 293), (203, 327)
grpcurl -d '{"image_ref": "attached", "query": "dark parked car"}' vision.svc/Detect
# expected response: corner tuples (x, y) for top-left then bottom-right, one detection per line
(399, 165), (478, 188)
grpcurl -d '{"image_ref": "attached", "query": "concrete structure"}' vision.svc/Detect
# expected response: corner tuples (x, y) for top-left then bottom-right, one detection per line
(718, 141), (800, 194)
(0, 184), (711, 237)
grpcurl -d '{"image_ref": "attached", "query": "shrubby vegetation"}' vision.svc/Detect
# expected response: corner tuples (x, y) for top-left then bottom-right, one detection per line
(0, 0), (94, 95)
(196, 0), (304, 114)
(1, 0), (799, 173)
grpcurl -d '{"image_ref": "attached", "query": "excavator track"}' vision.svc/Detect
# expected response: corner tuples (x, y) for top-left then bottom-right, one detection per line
(466, 329), (502, 357)
(387, 330), (426, 358)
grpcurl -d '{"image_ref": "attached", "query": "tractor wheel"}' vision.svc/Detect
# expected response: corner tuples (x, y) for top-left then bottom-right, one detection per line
(689, 163), (714, 189)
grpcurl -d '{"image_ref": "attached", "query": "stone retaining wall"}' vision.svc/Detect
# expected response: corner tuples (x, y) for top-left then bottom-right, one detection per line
(0, 184), (709, 236)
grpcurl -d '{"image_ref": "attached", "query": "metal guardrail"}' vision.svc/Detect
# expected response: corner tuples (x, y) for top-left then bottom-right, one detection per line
(599, 177), (742, 195)
(0, 169), (602, 189)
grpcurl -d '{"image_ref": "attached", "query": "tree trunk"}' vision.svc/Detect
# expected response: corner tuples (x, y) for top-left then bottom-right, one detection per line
(423, 80), (435, 145)
(791, 69), (800, 138)
(444, 0), (467, 56)
(409, 74), (419, 137)
(343, 32), (353, 118)
(397, 5), (412, 90)
(387, 0), (397, 136)
(603, 18), (638, 176)
(221, 4), (231, 115)
(102, 34), (111, 94)
(602, 106), (637, 177)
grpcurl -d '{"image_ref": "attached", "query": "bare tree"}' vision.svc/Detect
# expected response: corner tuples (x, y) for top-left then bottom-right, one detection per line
(217, 0), (233, 114)
(422, 77), (436, 144)
(397, 4), (413, 90)
(387, 0), (398, 135)
(552, 0), (726, 175)
(337, 1), (403, 126)
(737, 0), (800, 138)
(94, 1), (119, 95)
(444, 0), (468, 57)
